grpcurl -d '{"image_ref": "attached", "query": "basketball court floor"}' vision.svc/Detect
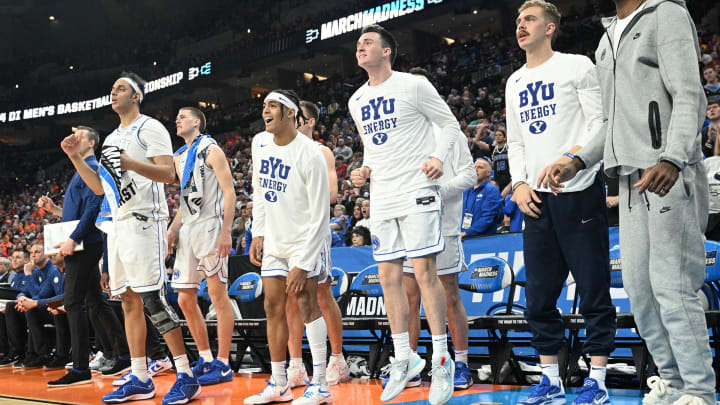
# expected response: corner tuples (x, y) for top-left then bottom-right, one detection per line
(0, 367), (668, 404)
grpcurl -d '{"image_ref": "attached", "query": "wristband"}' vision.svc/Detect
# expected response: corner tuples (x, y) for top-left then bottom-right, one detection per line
(563, 152), (575, 159)
(512, 181), (527, 191)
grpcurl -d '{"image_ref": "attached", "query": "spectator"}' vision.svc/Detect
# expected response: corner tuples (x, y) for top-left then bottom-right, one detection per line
(243, 201), (253, 255)
(491, 128), (511, 196)
(356, 199), (371, 230)
(461, 159), (502, 238)
(703, 100), (720, 157)
(329, 205), (349, 247)
(334, 137), (353, 162)
(0, 251), (29, 367)
(350, 226), (371, 247)
(458, 96), (477, 122)
(347, 152), (363, 175)
(0, 257), (11, 283)
(335, 156), (349, 179)
(503, 194), (523, 233)
(705, 65), (720, 103)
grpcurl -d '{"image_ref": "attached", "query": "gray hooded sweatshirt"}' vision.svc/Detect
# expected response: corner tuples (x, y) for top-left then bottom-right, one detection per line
(577, 0), (706, 175)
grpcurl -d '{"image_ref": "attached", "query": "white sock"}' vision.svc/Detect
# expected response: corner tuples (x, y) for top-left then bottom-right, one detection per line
(199, 349), (213, 364)
(540, 363), (561, 387)
(174, 355), (192, 377)
(131, 357), (149, 382)
(290, 357), (303, 367)
(431, 334), (449, 365)
(218, 357), (229, 366)
(271, 361), (288, 386)
(455, 349), (468, 365)
(306, 317), (328, 385)
(589, 365), (607, 390)
(391, 332), (410, 361)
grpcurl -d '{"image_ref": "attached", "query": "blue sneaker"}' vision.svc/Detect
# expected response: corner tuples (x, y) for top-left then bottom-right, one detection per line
(197, 359), (233, 386)
(572, 378), (610, 405)
(519, 375), (566, 405)
(454, 361), (474, 390)
(102, 374), (155, 403)
(162, 372), (201, 405)
(191, 358), (210, 378)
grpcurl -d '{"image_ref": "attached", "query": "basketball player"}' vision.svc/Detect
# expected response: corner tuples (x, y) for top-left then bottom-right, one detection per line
(244, 90), (332, 405)
(61, 72), (200, 405)
(506, 2), (617, 404)
(285, 100), (350, 387)
(400, 67), (476, 391)
(168, 106), (235, 386)
(548, 0), (716, 403)
(349, 24), (459, 405)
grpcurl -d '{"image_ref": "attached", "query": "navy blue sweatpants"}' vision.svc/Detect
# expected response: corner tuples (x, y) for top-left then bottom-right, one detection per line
(523, 174), (616, 356)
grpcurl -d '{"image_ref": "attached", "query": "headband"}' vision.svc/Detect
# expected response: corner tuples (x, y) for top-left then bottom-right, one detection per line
(119, 77), (144, 104)
(265, 92), (298, 117)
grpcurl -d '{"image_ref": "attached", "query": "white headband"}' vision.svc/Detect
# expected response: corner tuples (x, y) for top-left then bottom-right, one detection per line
(119, 77), (144, 104)
(265, 92), (298, 117)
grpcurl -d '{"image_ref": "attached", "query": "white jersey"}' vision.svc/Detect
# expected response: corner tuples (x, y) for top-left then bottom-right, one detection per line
(434, 123), (476, 236)
(251, 131), (331, 271)
(348, 71), (460, 211)
(506, 52), (604, 193)
(176, 137), (224, 225)
(100, 114), (172, 221)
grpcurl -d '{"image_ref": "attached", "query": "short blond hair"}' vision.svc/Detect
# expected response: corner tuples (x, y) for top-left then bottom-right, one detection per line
(519, 0), (561, 45)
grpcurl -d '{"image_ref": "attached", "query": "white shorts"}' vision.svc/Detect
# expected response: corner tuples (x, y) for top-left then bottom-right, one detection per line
(171, 218), (228, 289)
(370, 210), (444, 262)
(261, 240), (330, 284)
(403, 235), (465, 276)
(107, 217), (167, 296)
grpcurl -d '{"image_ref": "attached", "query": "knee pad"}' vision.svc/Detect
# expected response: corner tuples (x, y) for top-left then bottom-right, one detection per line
(140, 290), (180, 335)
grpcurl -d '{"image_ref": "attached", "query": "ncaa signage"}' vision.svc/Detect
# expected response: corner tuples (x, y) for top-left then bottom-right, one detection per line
(305, 0), (444, 44)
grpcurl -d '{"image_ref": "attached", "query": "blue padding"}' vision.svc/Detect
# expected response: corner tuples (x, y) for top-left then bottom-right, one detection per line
(348, 264), (383, 297)
(515, 265), (526, 284)
(705, 240), (720, 282)
(330, 267), (349, 298)
(198, 279), (209, 300)
(228, 272), (263, 302)
(459, 256), (511, 294)
(609, 246), (623, 288)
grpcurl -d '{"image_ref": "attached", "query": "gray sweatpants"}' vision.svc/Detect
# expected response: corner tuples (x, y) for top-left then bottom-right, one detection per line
(619, 163), (715, 404)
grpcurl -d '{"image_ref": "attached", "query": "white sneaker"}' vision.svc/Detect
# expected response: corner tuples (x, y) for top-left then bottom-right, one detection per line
(244, 378), (293, 404)
(65, 361), (73, 370)
(326, 356), (350, 385)
(148, 357), (173, 377)
(89, 351), (104, 372)
(672, 395), (710, 405)
(643, 376), (684, 405)
(380, 353), (425, 402)
(288, 360), (309, 388)
(291, 383), (333, 405)
(428, 356), (454, 405)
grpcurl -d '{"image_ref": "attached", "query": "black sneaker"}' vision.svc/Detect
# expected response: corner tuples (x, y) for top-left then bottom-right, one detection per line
(44, 356), (71, 370)
(23, 355), (50, 369)
(48, 369), (93, 387)
(0, 354), (21, 368)
(13, 355), (33, 369)
(101, 358), (131, 377)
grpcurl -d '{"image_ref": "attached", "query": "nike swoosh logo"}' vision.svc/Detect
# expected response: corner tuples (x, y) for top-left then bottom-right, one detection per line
(279, 387), (290, 395)
(260, 144), (267, 147)
(355, 95), (362, 101)
(208, 228), (215, 233)
(221, 369), (231, 377)
(142, 225), (151, 230)
(581, 218), (593, 224)
(515, 77), (521, 83)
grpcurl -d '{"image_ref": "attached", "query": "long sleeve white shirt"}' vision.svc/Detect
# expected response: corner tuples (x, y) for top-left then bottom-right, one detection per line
(506, 52), (605, 192)
(434, 124), (476, 236)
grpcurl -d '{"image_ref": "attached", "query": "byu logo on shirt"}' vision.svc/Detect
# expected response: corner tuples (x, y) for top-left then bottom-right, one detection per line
(529, 120), (547, 134)
(265, 191), (278, 202)
(259, 157), (291, 179)
(519, 81), (555, 108)
(373, 132), (388, 145)
(361, 97), (396, 121)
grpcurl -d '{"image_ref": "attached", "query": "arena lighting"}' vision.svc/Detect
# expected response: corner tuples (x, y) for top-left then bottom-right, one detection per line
(153, 61), (157, 66)
(304, 73), (327, 81)
(473, 9), (478, 14)
(69, 66), (74, 70)
(247, 28), (251, 33)
(48, 16), (55, 21)
(0, 61), (213, 124)
(443, 37), (455, 45)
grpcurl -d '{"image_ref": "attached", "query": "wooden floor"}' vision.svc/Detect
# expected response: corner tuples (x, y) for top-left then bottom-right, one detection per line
(0, 366), (686, 404)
